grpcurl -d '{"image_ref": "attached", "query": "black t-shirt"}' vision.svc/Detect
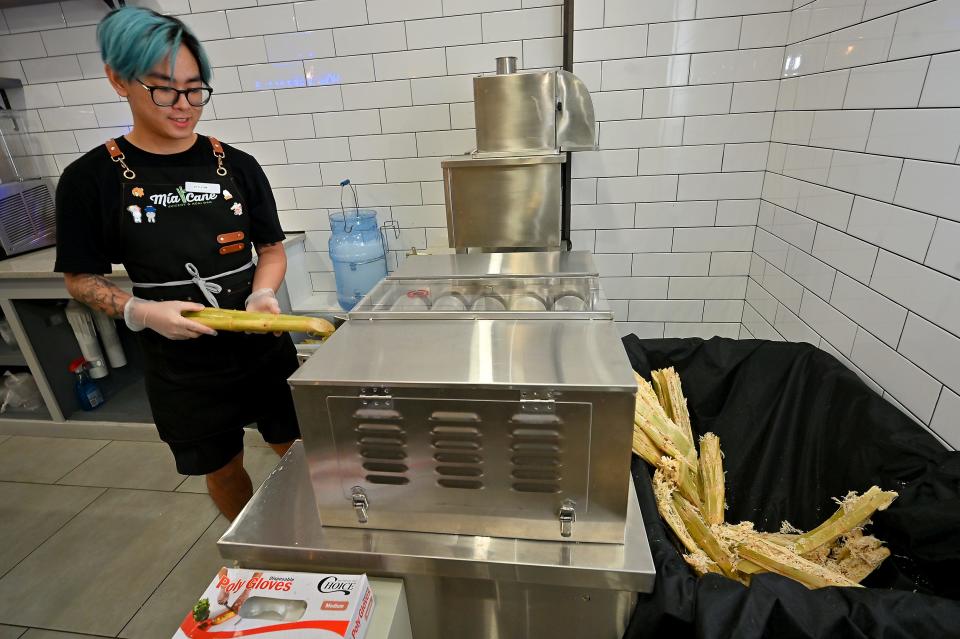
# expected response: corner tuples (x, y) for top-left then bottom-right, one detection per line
(54, 135), (284, 275)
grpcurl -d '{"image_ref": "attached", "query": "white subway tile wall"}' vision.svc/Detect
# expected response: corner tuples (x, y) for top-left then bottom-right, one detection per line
(5, 0), (958, 446)
(747, 0), (960, 445)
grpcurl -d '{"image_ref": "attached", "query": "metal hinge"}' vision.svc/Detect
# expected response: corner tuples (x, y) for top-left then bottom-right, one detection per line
(351, 486), (369, 523)
(359, 387), (393, 410)
(520, 391), (555, 414)
(559, 499), (576, 538)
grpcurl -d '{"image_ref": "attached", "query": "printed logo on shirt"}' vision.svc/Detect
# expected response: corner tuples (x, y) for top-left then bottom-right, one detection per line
(149, 189), (219, 208)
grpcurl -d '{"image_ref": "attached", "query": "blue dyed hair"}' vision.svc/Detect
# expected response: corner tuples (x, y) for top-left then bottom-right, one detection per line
(97, 7), (211, 84)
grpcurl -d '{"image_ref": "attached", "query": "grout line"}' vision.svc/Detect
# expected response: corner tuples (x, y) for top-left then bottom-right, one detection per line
(755, 227), (957, 386)
(895, 309), (910, 350)
(884, 13), (899, 61)
(117, 511), (225, 639)
(48, 438), (112, 484)
(764, 165), (949, 262)
(915, 52), (932, 107)
(786, 0), (936, 48)
(921, 217), (939, 263)
(0, 485), (109, 582)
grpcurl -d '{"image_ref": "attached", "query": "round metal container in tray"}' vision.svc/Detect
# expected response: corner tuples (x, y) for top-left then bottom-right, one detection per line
(347, 251), (614, 320)
(349, 277), (612, 320)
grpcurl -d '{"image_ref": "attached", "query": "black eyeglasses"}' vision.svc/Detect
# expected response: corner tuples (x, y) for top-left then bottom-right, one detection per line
(137, 80), (213, 107)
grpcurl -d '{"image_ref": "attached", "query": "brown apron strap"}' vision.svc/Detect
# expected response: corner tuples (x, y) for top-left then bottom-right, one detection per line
(105, 138), (122, 159)
(209, 136), (227, 176)
(105, 138), (135, 179)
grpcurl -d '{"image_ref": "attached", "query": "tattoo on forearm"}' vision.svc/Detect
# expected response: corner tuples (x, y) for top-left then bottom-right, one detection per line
(71, 274), (128, 318)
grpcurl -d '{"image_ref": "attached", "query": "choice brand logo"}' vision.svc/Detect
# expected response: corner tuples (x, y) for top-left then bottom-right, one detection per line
(318, 576), (355, 595)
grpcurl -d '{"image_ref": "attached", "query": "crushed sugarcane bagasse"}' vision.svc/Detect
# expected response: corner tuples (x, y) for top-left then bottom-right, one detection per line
(633, 367), (898, 589)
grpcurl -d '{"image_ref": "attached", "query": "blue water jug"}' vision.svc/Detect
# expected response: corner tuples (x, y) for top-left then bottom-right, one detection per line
(328, 208), (388, 311)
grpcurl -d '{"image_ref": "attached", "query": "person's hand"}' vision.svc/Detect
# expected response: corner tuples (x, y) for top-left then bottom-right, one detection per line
(245, 288), (280, 314)
(245, 289), (282, 335)
(124, 297), (217, 340)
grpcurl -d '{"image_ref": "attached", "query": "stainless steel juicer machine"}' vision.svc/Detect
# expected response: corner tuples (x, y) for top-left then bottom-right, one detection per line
(221, 58), (653, 639)
(290, 58), (638, 544)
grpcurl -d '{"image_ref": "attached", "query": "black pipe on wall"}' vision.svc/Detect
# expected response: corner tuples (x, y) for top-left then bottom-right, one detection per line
(561, 0), (574, 251)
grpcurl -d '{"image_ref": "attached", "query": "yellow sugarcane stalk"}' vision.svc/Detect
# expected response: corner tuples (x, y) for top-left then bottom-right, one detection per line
(653, 368), (695, 447)
(793, 487), (898, 555)
(698, 433), (725, 526)
(635, 372), (695, 457)
(632, 425), (663, 467)
(660, 455), (702, 509)
(673, 493), (740, 581)
(634, 410), (697, 474)
(183, 308), (335, 336)
(653, 467), (700, 555)
(738, 536), (861, 589)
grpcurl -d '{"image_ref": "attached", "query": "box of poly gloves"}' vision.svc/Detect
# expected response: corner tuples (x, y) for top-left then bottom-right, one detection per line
(174, 568), (374, 639)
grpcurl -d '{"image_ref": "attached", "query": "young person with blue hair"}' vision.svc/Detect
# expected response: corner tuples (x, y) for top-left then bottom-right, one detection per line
(54, 7), (300, 520)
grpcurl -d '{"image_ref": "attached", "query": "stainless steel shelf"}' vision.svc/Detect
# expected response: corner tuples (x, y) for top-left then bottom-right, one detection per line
(220, 442), (656, 592)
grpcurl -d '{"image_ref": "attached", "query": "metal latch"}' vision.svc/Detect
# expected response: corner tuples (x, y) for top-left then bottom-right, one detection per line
(359, 387), (393, 410)
(351, 486), (369, 523)
(559, 499), (576, 538)
(521, 391), (555, 414)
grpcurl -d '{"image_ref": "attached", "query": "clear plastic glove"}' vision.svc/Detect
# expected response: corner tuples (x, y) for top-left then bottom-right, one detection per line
(245, 288), (280, 314)
(245, 288), (281, 335)
(123, 297), (217, 340)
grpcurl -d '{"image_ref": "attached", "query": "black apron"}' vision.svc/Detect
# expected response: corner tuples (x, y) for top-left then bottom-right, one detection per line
(106, 136), (298, 444)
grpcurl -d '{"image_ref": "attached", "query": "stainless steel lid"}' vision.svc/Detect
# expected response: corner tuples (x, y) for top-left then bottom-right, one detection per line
(289, 319), (637, 392)
(389, 251), (599, 280)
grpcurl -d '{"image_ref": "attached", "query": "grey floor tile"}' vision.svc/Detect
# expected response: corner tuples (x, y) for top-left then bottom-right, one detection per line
(0, 437), (108, 484)
(57, 441), (185, 491)
(0, 436), (9, 446)
(0, 625), (26, 639)
(177, 446), (281, 493)
(120, 516), (230, 639)
(23, 631), (112, 638)
(0, 489), (217, 636)
(0, 482), (104, 576)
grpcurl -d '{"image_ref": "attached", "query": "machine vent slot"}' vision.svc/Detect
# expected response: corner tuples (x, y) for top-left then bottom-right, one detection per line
(359, 435), (405, 446)
(512, 455), (559, 467)
(510, 426), (562, 493)
(360, 447), (406, 460)
(432, 422), (483, 489)
(510, 413), (562, 425)
(433, 439), (480, 450)
(430, 411), (481, 422)
(437, 478), (483, 490)
(431, 425), (479, 436)
(362, 461), (408, 473)
(434, 452), (481, 464)
(511, 442), (559, 453)
(366, 475), (409, 485)
(512, 467), (559, 481)
(356, 420), (407, 486)
(512, 482), (559, 494)
(436, 465), (482, 477)
(357, 423), (403, 433)
(353, 408), (403, 421)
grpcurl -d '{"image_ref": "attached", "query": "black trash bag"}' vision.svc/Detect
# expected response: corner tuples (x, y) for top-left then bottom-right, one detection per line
(621, 336), (960, 639)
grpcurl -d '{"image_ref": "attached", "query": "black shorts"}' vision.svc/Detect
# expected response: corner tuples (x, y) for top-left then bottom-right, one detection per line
(166, 416), (301, 476)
